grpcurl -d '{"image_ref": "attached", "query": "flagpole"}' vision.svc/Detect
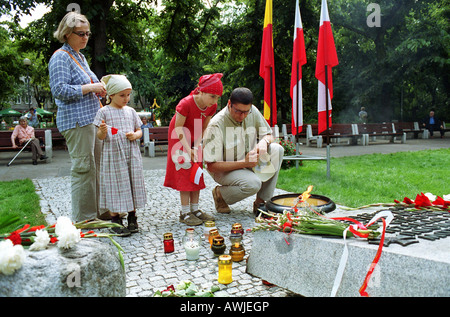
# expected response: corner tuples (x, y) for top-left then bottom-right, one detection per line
(296, 61), (300, 136)
(270, 67), (274, 127)
(325, 65), (330, 144)
(325, 64), (331, 179)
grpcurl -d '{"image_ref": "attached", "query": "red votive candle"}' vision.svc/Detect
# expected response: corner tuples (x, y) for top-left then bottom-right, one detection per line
(163, 232), (174, 253)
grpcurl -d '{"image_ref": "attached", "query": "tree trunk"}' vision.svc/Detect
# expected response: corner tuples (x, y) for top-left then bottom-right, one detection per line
(90, 0), (113, 79)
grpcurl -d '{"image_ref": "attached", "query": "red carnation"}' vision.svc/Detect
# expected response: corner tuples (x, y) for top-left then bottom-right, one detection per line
(433, 196), (450, 209)
(6, 232), (22, 245)
(414, 193), (432, 208)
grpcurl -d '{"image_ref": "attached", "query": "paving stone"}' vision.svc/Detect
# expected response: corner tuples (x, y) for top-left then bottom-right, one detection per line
(33, 170), (300, 297)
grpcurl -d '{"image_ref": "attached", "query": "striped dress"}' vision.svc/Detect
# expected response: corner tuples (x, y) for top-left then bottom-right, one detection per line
(94, 105), (147, 213)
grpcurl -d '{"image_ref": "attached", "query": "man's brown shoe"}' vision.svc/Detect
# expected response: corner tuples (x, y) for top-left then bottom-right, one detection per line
(212, 186), (231, 214)
(253, 198), (266, 217)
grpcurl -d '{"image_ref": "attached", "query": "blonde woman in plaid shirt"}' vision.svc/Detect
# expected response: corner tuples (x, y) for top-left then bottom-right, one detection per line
(49, 12), (106, 222)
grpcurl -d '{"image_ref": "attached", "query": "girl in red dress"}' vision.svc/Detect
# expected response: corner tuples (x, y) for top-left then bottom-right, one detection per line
(164, 73), (223, 225)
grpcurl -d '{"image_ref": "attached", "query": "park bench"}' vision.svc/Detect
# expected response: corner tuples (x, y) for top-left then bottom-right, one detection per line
(280, 123), (307, 142)
(421, 121), (449, 138)
(0, 129), (54, 161)
(36, 128), (66, 149)
(356, 122), (406, 144)
(320, 123), (364, 146)
(142, 126), (169, 157)
(443, 122), (450, 135)
(0, 130), (45, 151)
(277, 124), (326, 168)
(306, 124), (323, 147)
(394, 122), (426, 139)
(305, 123), (365, 147)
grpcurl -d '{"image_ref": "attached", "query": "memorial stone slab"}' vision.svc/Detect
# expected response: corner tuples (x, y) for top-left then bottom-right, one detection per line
(246, 207), (450, 297)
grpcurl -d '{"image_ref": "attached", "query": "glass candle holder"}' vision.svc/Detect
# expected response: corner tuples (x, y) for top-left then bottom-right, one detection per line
(182, 228), (201, 261)
(211, 236), (226, 257)
(230, 223), (244, 244)
(163, 232), (174, 253)
(204, 221), (216, 239)
(208, 229), (219, 246)
(229, 241), (245, 262)
(232, 223), (244, 236)
(218, 255), (233, 284)
(230, 229), (243, 244)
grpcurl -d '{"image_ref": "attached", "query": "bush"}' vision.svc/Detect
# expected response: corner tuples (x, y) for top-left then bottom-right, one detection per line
(278, 138), (301, 169)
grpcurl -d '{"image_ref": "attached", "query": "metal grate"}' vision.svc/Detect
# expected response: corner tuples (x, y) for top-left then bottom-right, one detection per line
(341, 208), (450, 247)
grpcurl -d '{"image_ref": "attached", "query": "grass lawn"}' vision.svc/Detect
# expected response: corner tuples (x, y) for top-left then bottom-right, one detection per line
(277, 148), (450, 207)
(0, 148), (448, 234)
(0, 179), (46, 234)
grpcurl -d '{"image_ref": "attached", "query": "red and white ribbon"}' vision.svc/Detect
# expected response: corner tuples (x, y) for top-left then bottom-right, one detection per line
(330, 210), (393, 297)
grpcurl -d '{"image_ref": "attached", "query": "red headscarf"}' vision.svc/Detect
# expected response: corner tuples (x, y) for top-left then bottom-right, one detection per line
(191, 73), (223, 96)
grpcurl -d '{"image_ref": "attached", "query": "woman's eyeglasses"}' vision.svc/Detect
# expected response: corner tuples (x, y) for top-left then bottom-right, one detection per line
(230, 104), (252, 115)
(72, 31), (92, 38)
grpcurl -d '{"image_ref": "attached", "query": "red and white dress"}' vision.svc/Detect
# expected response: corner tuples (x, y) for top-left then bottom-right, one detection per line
(164, 95), (217, 191)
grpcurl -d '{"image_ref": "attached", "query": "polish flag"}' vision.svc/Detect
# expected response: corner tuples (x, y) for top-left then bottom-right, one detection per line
(107, 125), (119, 138)
(102, 120), (119, 136)
(290, 0), (307, 135)
(190, 163), (203, 185)
(315, 0), (338, 134)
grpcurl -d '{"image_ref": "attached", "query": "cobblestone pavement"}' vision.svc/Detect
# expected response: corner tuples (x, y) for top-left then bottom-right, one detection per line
(33, 169), (299, 297)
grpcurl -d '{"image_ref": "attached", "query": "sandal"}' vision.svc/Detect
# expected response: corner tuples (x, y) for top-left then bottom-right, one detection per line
(179, 212), (203, 226)
(191, 210), (214, 222)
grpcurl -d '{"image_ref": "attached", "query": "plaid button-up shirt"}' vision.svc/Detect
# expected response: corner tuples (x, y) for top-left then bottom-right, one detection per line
(48, 43), (101, 132)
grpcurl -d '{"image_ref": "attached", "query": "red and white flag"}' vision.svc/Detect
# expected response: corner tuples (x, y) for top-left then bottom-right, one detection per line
(315, 0), (338, 134)
(290, 0), (307, 135)
(190, 163), (203, 185)
(107, 125), (119, 138)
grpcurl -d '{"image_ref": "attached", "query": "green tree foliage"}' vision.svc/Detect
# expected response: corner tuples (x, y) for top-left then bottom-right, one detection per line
(1, 0), (448, 124)
(0, 25), (23, 106)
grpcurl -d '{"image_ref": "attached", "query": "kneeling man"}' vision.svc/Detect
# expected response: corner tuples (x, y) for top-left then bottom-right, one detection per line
(203, 87), (284, 215)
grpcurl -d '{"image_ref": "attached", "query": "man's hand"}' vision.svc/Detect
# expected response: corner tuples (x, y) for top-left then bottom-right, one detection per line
(256, 139), (268, 157)
(245, 149), (259, 168)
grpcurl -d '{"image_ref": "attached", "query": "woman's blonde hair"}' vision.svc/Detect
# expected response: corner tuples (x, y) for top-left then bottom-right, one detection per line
(53, 11), (90, 43)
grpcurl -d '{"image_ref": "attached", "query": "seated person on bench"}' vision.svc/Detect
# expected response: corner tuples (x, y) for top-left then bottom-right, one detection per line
(11, 116), (48, 165)
(422, 110), (444, 138)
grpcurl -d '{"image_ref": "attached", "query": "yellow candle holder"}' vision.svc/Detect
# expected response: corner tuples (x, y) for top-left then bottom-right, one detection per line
(229, 242), (245, 262)
(218, 255), (233, 284)
(208, 229), (219, 246)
